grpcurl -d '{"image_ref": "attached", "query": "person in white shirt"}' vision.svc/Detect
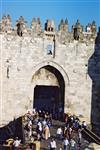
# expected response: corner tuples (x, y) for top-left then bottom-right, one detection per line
(82, 121), (87, 128)
(50, 138), (57, 150)
(57, 127), (63, 139)
(62, 137), (69, 150)
(13, 137), (21, 150)
(42, 119), (47, 127)
(37, 120), (43, 140)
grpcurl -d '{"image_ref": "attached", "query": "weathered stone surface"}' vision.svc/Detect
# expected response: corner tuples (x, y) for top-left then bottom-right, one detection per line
(0, 17), (100, 133)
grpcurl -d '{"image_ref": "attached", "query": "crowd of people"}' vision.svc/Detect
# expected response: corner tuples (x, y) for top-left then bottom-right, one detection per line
(23, 109), (52, 141)
(21, 108), (87, 150)
(2, 108), (88, 150)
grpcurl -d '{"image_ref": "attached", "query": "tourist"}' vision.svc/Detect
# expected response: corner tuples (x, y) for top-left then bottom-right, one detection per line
(37, 120), (43, 140)
(28, 120), (32, 128)
(68, 126), (73, 140)
(13, 137), (21, 150)
(69, 138), (76, 150)
(56, 127), (63, 140)
(73, 120), (80, 131)
(27, 110), (33, 122)
(64, 127), (69, 139)
(64, 113), (69, 125)
(82, 121), (87, 129)
(62, 137), (69, 150)
(77, 129), (82, 147)
(34, 111), (39, 124)
(45, 112), (49, 121)
(32, 108), (36, 121)
(44, 124), (50, 140)
(50, 138), (57, 150)
(58, 105), (63, 120)
(47, 113), (52, 127)
(28, 125), (32, 139)
(42, 119), (47, 128)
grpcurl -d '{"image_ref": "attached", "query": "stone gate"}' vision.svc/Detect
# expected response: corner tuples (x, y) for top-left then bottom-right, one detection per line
(0, 15), (100, 133)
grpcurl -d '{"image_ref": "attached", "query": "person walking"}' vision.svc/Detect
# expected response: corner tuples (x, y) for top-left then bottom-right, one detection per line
(44, 125), (50, 140)
(70, 138), (76, 150)
(50, 138), (57, 150)
(13, 137), (21, 150)
(62, 137), (69, 150)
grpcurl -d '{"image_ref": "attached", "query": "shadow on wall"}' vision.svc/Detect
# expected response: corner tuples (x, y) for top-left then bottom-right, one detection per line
(0, 117), (24, 144)
(88, 27), (100, 136)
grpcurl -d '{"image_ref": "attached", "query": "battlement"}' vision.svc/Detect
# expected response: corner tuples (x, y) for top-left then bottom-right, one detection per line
(0, 15), (99, 44)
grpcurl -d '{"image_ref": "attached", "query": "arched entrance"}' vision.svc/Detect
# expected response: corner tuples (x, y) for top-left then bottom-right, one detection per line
(33, 65), (65, 119)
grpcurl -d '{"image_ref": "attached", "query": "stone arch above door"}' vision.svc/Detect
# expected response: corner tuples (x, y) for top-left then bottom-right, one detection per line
(31, 60), (70, 86)
(30, 60), (70, 114)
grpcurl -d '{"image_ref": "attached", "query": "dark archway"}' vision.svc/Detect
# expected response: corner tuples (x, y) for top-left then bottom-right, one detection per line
(33, 65), (65, 119)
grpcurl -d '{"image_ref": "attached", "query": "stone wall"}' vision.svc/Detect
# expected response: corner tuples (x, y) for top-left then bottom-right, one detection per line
(0, 16), (100, 131)
(0, 33), (93, 125)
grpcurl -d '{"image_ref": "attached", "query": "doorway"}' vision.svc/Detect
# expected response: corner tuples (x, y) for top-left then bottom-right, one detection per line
(33, 65), (65, 119)
(34, 85), (60, 113)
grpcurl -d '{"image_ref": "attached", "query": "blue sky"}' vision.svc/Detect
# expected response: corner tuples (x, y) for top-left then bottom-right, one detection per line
(1, 0), (100, 31)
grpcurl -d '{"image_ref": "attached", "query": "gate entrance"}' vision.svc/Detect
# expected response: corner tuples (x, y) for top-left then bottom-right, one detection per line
(33, 65), (65, 119)
(34, 85), (60, 115)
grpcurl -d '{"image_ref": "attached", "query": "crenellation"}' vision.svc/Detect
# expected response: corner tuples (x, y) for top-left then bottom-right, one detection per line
(16, 16), (28, 36)
(58, 18), (69, 32)
(31, 17), (42, 36)
(0, 15), (98, 44)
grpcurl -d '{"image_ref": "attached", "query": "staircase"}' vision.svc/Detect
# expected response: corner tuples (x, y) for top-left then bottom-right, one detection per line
(83, 128), (100, 145)
(21, 114), (100, 150)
